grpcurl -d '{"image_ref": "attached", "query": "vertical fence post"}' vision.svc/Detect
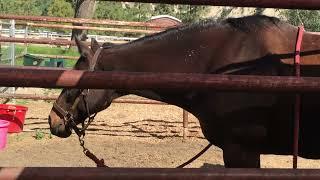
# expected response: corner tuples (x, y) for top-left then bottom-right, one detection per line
(293, 26), (304, 169)
(24, 25), (28, 55)
(9, 20), (15, 66)
(9, 19), (16, 102)
(183, 110), (188, 141)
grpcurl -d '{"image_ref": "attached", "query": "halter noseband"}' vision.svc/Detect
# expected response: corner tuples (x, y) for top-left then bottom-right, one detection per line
(52, 47), (103, 137)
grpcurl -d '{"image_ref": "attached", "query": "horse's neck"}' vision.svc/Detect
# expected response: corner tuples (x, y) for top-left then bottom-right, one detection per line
(280, 31), (320, 65)
(301, 32), (320, 63)
(127, 90), (164, 102)
(121, 89), (191, 108)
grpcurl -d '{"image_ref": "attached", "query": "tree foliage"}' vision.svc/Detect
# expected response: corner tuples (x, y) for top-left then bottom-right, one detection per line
(47, 0), (73, 18)
(0, 1), (208, 23)
(0, 0), (42, 16)
(95, 2), (208, 23)
(154, 4), (175, 16)
(0, 0), (209, 37)
(176, 5), (208, 23)
(282, 10), (320, 32)
(95, 2), (152, 21)
(46, 0), (74, 33)
(126, 3), (153, 21)
(35, 0), (53, 16)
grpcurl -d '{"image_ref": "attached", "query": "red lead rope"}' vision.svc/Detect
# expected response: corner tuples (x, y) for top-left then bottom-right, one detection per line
(293, 26), (304, 169)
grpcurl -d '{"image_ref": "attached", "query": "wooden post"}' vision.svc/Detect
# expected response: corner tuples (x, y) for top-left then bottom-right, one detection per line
(183, 110), (188, 140)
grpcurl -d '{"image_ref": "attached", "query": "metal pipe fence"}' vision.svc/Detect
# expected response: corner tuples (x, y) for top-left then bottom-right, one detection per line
(2, 167), (320, 180)
(0, 66), (320, 92)
(1, 0), (320, 173)
(105, 0), (320, 9)
(0, 14), (173, 28)
(17, 22), (160, 34)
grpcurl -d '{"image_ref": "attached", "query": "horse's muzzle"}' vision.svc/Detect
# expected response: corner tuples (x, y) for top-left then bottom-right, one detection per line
(48, 115), (72, 138)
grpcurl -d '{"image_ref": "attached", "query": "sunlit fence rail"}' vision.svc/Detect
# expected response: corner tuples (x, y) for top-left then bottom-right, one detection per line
(1, 0), (320, 176)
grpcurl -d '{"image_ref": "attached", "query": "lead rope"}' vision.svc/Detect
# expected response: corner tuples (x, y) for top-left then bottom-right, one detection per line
(77, 91), (105, 167)
(76, 46), (211, 167)
(79, 135), (108, 167)
(176, 143), (212, 168)
(78, 130), (212, 168)
(293, 26), (304, 169)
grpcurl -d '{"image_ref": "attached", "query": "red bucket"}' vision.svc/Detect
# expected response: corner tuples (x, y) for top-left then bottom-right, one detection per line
(0, 104), (28, 133)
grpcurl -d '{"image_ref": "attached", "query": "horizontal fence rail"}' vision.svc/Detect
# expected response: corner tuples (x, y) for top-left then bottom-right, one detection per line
(29, 54), (79, 60)
(0, 29), (136, 44)
(2, 167), (320, 180)
(0, 93), (165, 104)
(0, 37), (100, 46)
(16, 22), (160, 34)
(105, 0), (320, 10)
(1, 66), (320, 92)
(0, 14), (173, 28)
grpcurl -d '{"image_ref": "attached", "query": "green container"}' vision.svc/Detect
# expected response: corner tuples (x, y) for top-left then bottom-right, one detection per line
(23, 54), (44, 66)
(45, 58), (65, 68)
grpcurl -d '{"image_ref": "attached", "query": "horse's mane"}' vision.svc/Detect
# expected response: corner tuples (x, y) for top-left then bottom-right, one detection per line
(224, 15), (281, 32)
(108, 15), (283, 50)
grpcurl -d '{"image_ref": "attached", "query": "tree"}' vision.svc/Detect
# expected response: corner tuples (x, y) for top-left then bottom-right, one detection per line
(153, 4), (175, 16)
(73, 0), (96, 20)
(46, 0), (73, 33)
(35, 0), (53, 16)
(175, 5), (208, 23)
(188, 5), (208, 22)
(0, 0), (42, 16)
(94, 1), (127, 20)
(153, 4), (208, 23)
(95, 2), (153, 22)
(125, 3), (153, 21)
(94, 2), (153, 37)
(69, 0), (97, 41)
(282, 10), (320, 32)
(217, 7), (234, 20)
(47, 0), (73, 18)
(95, 2), (208, 24)
(254, 8), (265, 15)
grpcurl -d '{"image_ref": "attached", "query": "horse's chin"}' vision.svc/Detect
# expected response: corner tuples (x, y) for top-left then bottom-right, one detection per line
(50, 124), (72, 138)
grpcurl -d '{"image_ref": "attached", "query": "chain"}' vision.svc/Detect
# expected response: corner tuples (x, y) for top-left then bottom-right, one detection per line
(73, 88), (210, 168)
(78, 134), (88, 153)
(77, 133), (108, 167)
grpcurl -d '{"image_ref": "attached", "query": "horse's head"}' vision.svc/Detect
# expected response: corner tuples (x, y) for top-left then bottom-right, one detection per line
(48, 38), (115, 138)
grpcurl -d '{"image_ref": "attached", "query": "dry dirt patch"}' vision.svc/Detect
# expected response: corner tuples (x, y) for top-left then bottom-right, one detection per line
(0, 99), (320, 168)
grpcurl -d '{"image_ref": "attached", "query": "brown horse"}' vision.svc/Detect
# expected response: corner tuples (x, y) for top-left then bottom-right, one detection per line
(49, 15), (320, 168)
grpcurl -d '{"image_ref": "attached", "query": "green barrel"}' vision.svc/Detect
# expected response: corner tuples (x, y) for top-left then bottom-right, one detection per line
(45, 58), (65, 68)
(23, 54), (44, 66)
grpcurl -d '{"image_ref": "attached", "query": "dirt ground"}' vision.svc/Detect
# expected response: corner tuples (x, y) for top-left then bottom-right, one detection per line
(1, 89), (320, 168)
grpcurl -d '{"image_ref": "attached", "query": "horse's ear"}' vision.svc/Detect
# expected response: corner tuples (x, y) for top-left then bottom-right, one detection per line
(91, 38), (101, 53)
(75, 36), (93, 59)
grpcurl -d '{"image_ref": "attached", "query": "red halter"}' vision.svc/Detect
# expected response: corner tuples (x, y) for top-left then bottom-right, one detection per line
(293, 26), (304, 169)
